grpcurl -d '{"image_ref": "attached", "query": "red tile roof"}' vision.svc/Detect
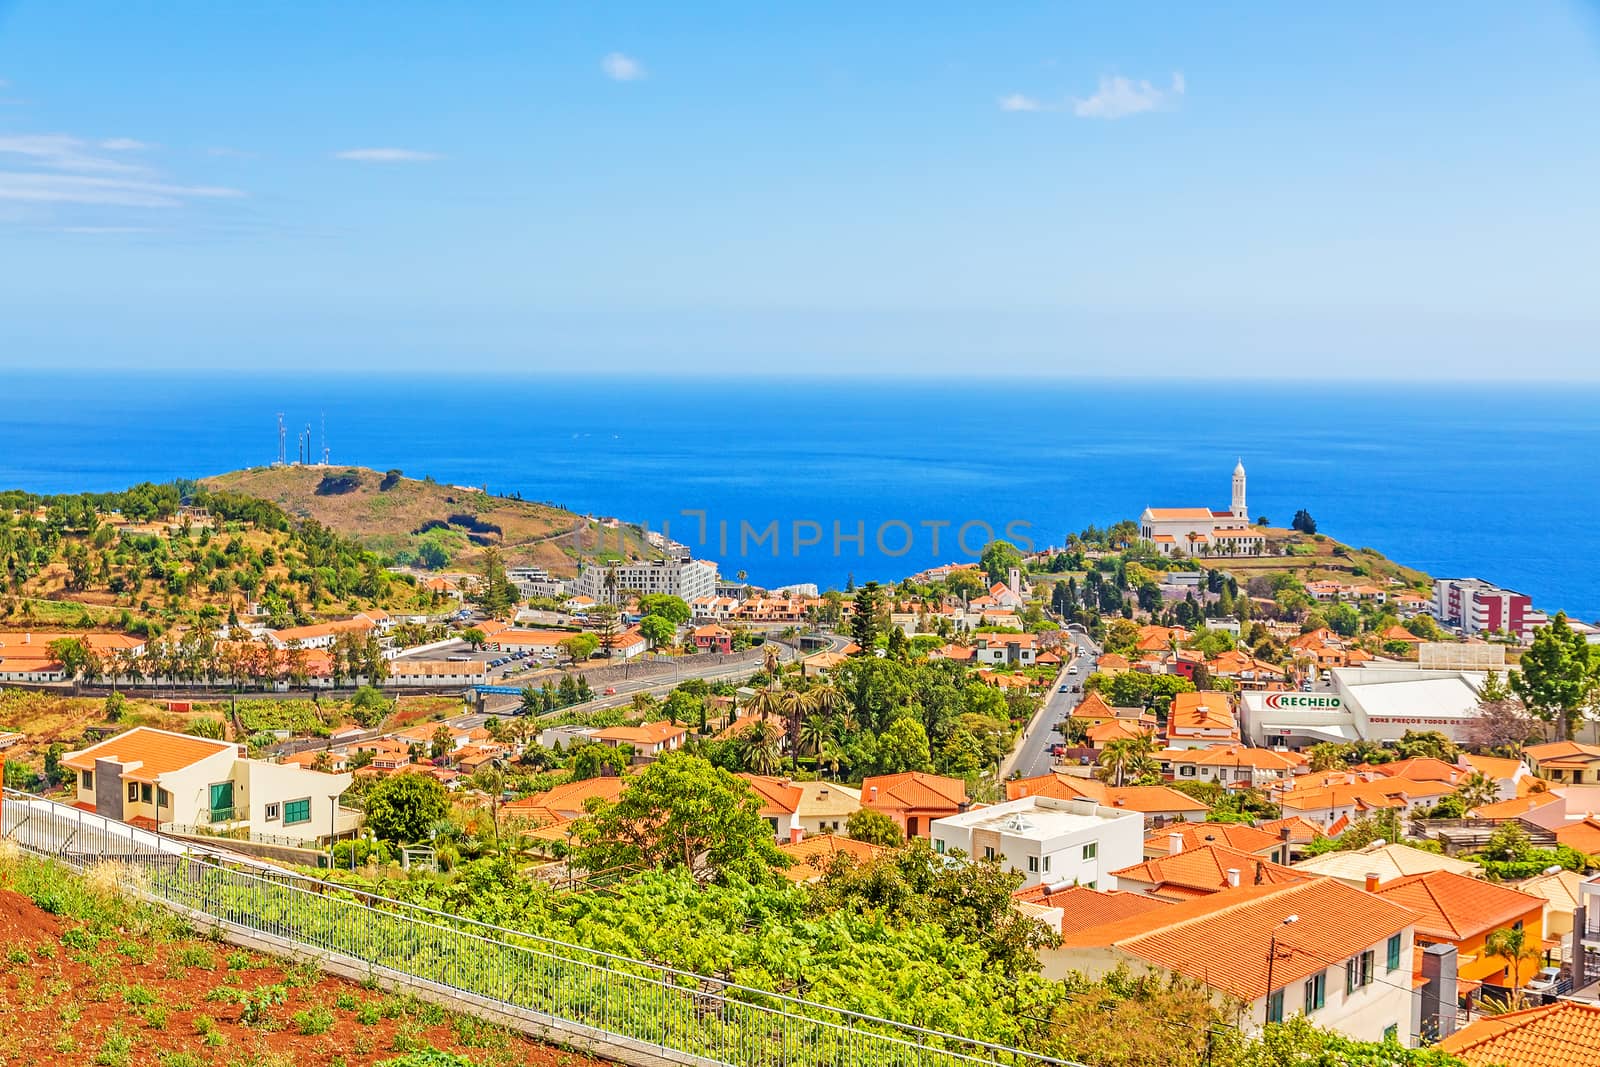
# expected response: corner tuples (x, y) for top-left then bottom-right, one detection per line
(1112, 844), (1310, 898)
(1438, 1001), (1600, 1067)
(1370, 870), (1543, 942)
(63, 727), (235, 781)
(1059, 877), (1416, 1001)
(860, 771), (968, 812)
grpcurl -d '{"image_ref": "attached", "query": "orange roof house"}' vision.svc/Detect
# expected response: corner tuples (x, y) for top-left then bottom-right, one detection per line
(1086, 717), (1157, 748)
(1371, 871), (1548, 988)
(1524, 741), (1600, 785)
(1048, 877), (1418, 1028)
(510, 776), (630, 820)
(1438, 1001), (1600, 1067)
(1165, 692), (1239, 748)
(1143, 822), (1289, 863)
(860, 772), (969, 838)
(1006, 773), (1209, 825)
(777, 835), (889, 882)
(591, 720), (687, 757)
(1110, 843), (1310, 901)
(1012, 883), (1171, 937)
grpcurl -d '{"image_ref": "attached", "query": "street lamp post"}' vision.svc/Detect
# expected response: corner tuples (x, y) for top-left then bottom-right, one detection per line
(1265, 914), (1300, 1024)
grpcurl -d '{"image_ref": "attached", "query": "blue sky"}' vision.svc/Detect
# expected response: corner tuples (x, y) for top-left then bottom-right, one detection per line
(2, 2), (1598, 378)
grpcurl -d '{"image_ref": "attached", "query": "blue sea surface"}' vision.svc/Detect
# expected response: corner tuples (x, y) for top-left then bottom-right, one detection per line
(1, 373), (1594, 621)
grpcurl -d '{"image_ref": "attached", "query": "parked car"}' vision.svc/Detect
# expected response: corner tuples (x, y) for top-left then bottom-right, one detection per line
(1525, 967), (1562, 996)
(1050, 743), (1066, 756)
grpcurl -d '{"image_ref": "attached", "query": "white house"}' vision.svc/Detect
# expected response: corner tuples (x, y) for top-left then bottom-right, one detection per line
(929, 796), (1144, 890)
(972, 632), (1039, 666)
(1049, 877), (1418, 1045)
(64, 726), (353, 846)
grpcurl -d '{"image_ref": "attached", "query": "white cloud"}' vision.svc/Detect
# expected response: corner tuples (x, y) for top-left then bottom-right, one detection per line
(0, 134), (149, 174)
(99, 138), (153, 151)
(332, 147), (442, 162)
(601, 52), (646, 81)
(0, 171), (243, 207)
(998, 93), (1045, 113)
(1072, 72), (1185, 120)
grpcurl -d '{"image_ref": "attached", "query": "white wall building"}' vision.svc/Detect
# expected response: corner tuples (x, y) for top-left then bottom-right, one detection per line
(573, 559), (718, 604)
(930, 796), (1144, 890)
(1240, 668), (1490, 749)
(64, 726), (352, 845)
(1138, 461), (1266, 557)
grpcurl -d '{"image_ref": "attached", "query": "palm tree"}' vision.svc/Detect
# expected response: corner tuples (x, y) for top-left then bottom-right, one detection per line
(797, 712), (834, 757)
(1484, 926), (1543, 1006)
(1453, 771), (1500, 814)
(1098, 735), (1158, 787)
(762, 642), (782, 681)
(738, 720), (784, 776)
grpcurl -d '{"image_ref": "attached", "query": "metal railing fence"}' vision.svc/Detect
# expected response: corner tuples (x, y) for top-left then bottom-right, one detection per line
(1, 789), (1078, 1067)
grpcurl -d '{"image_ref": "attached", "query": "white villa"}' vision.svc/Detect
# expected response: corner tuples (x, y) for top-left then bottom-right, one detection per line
(1138, 461), (1266, 557)
(64, 726), (354, 845)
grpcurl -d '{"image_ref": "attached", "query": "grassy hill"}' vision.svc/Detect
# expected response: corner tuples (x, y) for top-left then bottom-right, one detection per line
(203, 465), (659, 577)
(0, 481), (439, 635)
(1211, 526), (1433, 592)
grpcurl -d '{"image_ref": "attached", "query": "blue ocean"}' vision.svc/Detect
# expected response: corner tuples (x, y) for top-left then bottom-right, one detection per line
(2, 373), (1595, 622)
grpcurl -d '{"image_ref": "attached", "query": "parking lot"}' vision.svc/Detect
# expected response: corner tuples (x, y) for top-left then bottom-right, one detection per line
(393, 640), (557, 681)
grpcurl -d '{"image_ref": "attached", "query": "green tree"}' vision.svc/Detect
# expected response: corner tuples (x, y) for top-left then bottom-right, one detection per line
(473, 547), (517, 618)
(875, 717), (932, 775)
(812, 838), (1054, 978)
(1291, 509), (1317, 534)
(944, 567), (985, 606)
(1393, 730), (1460, 762)
(978, 540), (1023, 587)
(1511, 612), (1598, 740)
(1306, 742), (1348, 772)
(460, 627), (488, 649)
(364, 772), (451, 844)
(47, 637), (92, 692)
(639, 613), (677, 650)
(850, 581), (884, 652)
(1483, 925), (1543, 1004)
(558, 633), (598, 666)
(638, 594), (691, 625)
(1452, 771), (1499, 813)
(571, 753), (788, 884)
(590, 605), (623, 660)
(845, 808), (904, 848)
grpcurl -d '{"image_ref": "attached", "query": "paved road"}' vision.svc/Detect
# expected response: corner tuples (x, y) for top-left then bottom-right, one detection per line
(1005, 630), (1100, 781)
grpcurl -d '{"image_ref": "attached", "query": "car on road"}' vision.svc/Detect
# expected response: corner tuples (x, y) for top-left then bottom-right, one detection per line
(1525, 967), (1562, 996)
(1067, 664), (1079, 675)
(1049, 743), (1066, 756)
(1058, 684), (1071, 693)
(604, 687), (617, 696)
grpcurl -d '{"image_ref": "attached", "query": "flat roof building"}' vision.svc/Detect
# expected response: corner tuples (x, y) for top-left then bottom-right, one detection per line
(930, 795), (1144, 890)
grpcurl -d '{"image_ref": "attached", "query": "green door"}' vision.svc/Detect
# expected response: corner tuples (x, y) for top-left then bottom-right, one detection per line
(209, 782), (234, 821)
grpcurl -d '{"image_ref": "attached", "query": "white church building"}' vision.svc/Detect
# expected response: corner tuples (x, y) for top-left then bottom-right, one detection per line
(1138, 462), (1266, 557)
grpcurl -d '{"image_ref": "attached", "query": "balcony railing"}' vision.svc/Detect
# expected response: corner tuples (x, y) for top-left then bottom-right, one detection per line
(205, 805), (236, 824)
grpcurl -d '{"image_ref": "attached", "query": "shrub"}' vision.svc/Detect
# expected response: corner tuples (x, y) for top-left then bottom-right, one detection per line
(93, 1030), (134, 1067)
(292, 1004), (335, 1036)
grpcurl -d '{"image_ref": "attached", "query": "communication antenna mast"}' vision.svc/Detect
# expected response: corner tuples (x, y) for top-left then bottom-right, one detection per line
(320, 412), (329, 466)
(276, 413), (287, 466)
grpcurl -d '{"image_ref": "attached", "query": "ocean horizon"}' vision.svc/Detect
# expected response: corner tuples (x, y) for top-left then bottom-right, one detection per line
(3, 371), (1595, 622)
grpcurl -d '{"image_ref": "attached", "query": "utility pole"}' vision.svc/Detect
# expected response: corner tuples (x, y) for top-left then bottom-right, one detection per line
(1265, 914), (1299, 1025)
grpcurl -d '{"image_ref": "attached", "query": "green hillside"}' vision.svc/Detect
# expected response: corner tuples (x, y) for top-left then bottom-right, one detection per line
(203, 465), (660, 576)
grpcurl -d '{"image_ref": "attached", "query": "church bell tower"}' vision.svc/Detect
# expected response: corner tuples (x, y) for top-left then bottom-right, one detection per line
(1231, 459), (1247, 521)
